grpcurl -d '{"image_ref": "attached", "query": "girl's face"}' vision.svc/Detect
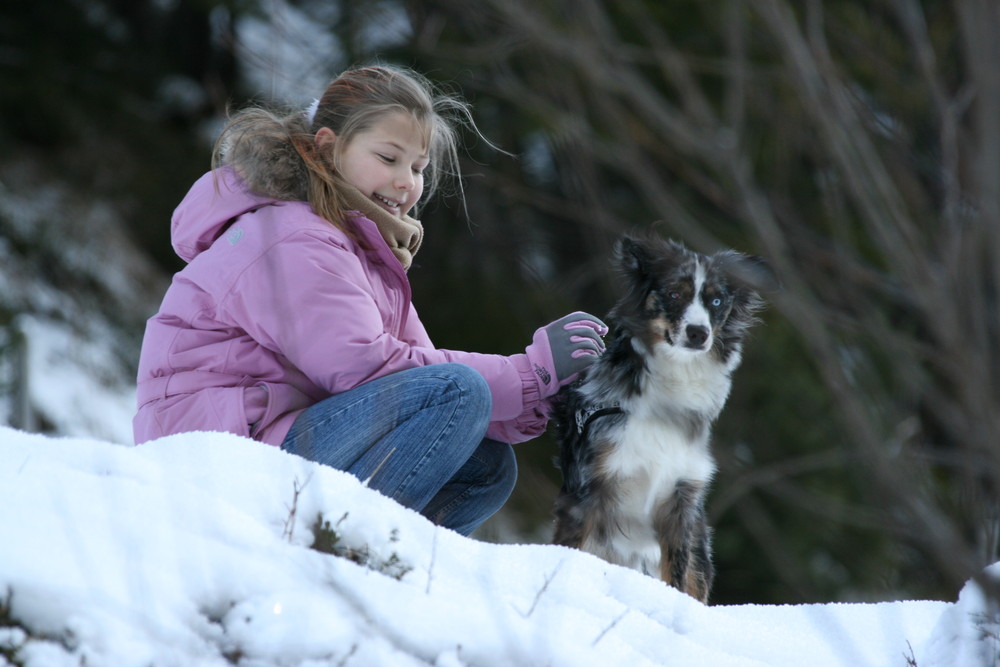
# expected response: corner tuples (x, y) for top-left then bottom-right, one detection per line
(325, 111), (429, 219)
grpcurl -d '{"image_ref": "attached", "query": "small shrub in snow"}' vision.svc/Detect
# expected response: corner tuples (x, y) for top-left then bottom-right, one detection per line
(309, 512), (412, 581)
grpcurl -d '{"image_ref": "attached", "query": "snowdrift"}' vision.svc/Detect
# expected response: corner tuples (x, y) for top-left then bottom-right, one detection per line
(0, 426), (996, 666)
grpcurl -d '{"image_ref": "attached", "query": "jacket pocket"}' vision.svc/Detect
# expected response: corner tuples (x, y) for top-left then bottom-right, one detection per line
(151, 388), (252, 439)
(244, 385), (269, 438)
(249, 382), (316, 441)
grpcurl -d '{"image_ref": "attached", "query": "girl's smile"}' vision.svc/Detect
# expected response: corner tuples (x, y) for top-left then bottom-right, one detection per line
(317, 112), (430, 218)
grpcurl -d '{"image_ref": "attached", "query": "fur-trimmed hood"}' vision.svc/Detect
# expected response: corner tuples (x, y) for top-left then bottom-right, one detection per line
(171, 130), (423, 269)
(224, 117), (311, 202)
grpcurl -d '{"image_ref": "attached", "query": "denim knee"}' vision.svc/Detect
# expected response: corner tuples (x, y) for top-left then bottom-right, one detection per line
(423, 438), (518, 535)
(435, 363), (492, 428)
(473, 438), (518, 509)
(493, 441), (517, 497)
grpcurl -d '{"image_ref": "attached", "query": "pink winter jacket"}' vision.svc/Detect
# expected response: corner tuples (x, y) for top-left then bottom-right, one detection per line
(134, 168), (549, 446)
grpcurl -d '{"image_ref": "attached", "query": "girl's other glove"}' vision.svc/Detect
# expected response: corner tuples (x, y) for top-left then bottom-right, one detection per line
(524, 311), (608, 398)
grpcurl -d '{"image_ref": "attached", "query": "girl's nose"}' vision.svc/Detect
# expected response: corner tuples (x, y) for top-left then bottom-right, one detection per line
(396, 169), (415, 191)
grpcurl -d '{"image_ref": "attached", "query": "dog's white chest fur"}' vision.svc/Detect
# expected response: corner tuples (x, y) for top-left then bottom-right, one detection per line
(590, 348), (731, 497)
(597, 415), (718, 574)
(592, 352), (728, 574)
(605, 413), (716, 505)
(645, 339), (739, 415)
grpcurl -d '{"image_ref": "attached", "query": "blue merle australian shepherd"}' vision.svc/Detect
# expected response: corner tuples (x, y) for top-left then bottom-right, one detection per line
(552, 235), (774, 603)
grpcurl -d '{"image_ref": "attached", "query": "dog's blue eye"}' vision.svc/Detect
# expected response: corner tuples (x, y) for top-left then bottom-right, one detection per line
(711, 298), (722, 307)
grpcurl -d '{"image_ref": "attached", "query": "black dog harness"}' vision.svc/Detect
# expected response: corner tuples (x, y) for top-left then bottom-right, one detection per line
(574, 404), (624, 438)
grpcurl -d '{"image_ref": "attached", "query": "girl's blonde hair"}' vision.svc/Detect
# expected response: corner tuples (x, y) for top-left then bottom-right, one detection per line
(213, 64), (486, 228)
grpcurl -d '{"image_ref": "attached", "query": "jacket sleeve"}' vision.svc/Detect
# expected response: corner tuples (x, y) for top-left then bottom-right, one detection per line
(398, 301), (434, 347)
(220, 228), (544, 423)
(401, 293), (550, 444)
(485, 404), (551, 444)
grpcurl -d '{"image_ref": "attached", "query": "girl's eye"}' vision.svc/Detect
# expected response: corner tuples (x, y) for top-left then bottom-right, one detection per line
(378, 154), (395, 164)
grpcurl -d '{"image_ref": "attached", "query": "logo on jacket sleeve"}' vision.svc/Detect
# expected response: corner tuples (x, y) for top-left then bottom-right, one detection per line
(227, 227), (245, 245)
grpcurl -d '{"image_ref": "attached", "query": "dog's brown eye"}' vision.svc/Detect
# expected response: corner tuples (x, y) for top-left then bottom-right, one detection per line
(669, 291), (681, 300)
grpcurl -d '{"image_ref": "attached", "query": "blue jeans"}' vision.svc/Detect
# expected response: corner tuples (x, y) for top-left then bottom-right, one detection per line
(281, 363), (517, 536)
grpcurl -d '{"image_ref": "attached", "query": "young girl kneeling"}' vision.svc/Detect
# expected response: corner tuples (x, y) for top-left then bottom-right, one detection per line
(134, 65), (606, 536)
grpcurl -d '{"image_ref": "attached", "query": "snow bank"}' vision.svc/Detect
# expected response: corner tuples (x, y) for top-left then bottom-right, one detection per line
(0, 426), (992, 666)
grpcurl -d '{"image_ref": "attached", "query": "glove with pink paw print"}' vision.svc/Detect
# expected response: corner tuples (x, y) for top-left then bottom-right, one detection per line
(525, 311), (608, 397)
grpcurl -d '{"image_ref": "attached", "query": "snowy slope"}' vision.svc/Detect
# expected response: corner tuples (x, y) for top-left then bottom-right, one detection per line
(1, 426), (996, 667)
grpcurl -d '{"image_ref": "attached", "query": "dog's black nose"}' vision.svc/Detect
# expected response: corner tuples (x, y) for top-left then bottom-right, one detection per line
(686, 325), (709, 348)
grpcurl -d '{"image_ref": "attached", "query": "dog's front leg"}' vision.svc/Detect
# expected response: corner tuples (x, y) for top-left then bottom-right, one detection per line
(654, 480), (713, 603)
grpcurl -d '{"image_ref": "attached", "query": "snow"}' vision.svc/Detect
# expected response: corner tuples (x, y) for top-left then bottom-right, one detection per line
(1, 425), (997, 666)
(17, 316), (136, 446)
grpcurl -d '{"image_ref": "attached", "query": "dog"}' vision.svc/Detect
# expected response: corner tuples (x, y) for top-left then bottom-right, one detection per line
(551, 234), (774, 603)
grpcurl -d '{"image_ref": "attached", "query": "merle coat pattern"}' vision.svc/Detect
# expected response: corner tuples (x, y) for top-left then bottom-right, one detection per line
(552, 235), (771, 603)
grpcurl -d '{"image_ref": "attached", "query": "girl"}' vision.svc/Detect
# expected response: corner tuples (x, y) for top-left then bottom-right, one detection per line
(134, 65), (607, 536)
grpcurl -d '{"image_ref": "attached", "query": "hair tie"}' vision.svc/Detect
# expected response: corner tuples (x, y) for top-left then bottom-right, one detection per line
(304, 98), (320, 125)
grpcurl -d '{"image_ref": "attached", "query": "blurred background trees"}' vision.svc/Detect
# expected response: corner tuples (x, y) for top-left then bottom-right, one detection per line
(2, 0), (998, 607)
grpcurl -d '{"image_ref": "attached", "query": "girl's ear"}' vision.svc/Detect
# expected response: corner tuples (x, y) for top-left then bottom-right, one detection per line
(315, 127), (337, 151)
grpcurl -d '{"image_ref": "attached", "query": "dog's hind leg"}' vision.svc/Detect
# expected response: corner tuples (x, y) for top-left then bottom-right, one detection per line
(687, 519), (715, 603)
(552, 490), (587, 548)
(654, 480), (713, 603)
(553, 478), (623, 563)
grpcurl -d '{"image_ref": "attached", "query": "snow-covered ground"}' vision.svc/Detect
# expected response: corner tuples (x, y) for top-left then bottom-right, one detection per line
(1, 425), (997, 667)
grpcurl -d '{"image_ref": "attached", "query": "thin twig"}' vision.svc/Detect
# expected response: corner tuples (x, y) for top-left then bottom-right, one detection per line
(592, 608), (630, 647)
(282, 474), (313, 543)
(522, 560), (564, 618)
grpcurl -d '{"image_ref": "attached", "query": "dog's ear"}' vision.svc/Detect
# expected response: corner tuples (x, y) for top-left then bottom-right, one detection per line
(716, 251), (781, 294)
(614, 235), (655, 281)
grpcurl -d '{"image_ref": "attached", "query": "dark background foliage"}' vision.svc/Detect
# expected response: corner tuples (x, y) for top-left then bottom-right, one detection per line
(2, 0), (998, 607)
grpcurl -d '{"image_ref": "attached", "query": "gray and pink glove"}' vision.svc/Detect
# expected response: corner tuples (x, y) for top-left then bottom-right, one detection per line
(525, 311), (608, 397)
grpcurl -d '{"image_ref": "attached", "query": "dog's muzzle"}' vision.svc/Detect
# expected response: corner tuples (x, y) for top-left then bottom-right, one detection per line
(684, 324), (710, 349)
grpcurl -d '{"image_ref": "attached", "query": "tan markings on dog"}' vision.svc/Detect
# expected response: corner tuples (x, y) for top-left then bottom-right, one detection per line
(553, 436), (622, 550)
(645, 314), (672, 345)
(686, 561), (711, 603)
(579, 485), (625, 558)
